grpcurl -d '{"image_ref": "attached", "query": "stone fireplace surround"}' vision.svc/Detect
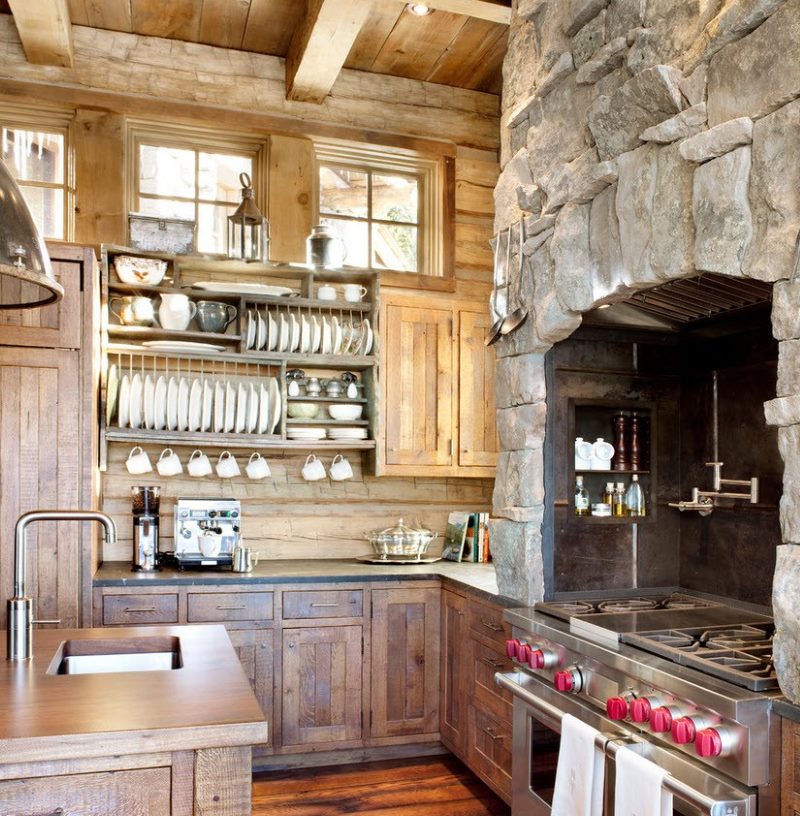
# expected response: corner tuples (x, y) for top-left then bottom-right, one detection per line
(489, 0), (800, 701)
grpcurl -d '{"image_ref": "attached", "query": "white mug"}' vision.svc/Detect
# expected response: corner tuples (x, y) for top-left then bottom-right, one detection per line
(246, 452), (271, 480)
(330, 454), (353, 481)
(126, 446), (153, 475)
(187, 449), (213, 477)
(216, 450), (241, 478)
(159, 293), (197, 331)
(317, 284), (337, 301)
(301, 454), (326, 481)
(343, 284), (367, 302)
(199, 531), (222, 557)
(156, 448), (183, 477)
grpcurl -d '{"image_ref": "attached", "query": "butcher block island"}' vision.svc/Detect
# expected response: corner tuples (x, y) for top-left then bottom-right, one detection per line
(0, 625), (268, 815)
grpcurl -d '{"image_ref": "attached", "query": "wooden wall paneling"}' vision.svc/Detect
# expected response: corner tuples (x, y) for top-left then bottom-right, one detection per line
(67, 0), (132, 31)
(370, 586), (440, 739)
(198, 0), (251, 49)
(344, 0), (405, 70)
(130, 0), (202, 41)
(268, 134), (315, 263)
(241, 0), (304, 56)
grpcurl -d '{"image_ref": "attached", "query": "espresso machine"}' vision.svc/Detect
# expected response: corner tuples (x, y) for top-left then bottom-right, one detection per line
(131, 486), (160, 571)
(173, 497), (240, 568)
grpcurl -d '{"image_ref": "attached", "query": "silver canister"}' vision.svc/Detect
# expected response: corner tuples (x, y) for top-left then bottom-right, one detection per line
(306, 224), (346, 269)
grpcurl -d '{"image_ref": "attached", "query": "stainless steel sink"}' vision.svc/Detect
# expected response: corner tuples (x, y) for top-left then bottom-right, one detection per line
(46, 635), (182, 675)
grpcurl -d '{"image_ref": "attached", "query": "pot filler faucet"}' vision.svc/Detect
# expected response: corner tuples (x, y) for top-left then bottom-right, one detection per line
(7, 510), (118, 661)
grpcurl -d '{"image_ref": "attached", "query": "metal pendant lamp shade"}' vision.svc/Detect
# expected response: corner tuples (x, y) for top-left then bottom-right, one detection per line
(227, 172), (269, 264)
(0, 158), (63, 309)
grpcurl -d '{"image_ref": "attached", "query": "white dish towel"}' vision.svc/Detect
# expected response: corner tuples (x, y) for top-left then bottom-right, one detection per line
(614, 745), (673, 816)
(551, 713), (605, 816)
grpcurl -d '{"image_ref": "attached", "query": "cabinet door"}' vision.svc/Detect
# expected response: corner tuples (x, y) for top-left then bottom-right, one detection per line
(383, 302), (453, 469)
(228, 628), (274, 749)
(457, 307), (497, 471)
(440, 589), (468, 753)
(0, 251), (83, 349)
(370, 587), (440, 738)
(0, 346), (81, 629)
(281, 625), (363, 748)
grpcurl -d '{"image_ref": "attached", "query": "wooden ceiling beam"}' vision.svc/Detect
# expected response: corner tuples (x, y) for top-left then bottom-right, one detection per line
(8, 0), (73, 67)
(286, 0), (375, 104)
(401, 0), (512, 25)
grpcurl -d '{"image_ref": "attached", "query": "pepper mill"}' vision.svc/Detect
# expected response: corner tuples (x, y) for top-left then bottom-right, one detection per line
(630, 412), (641, 471)
(613, 413), (629, 470)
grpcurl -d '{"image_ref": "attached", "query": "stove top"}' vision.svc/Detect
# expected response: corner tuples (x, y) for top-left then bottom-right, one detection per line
(536, 592), (721, 621)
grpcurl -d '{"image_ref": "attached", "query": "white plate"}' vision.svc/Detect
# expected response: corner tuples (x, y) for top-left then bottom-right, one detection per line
(191, 281), (293, 297)
(311, 315), (322, 354)
(246, 310), (256, 349)
(225, 381), (236, 433)
(214, 381), (225, 433)
(256, 313), (266, 351)
(322, 316), (332, 355)
(154, 375), (167, 430)
(332, 317), (342, 354)
(300, 314), (311, 353)
(258, 382), (270, 434)
(177, 377), (190, 431)
(235, 381), (248, 433)
(129, 373), (143, 429)
(106, 364), (119, 425)
(166, 377), (179, 431)
(201, 379), (213, 432)
(117, 374), (130, 428)
(142, 340), (225, 353)
(269, 377), (281, 434)
(287, 428), (327, 440)
(362, 318), (373, 356)
(289, 313), (300, 352)
(188, 378), (202, 432)
(247, 383), (259, 433)
(278, 314), (289, 352)
(143, 374), (155, 429)
(328, 429), (368, 440)
(267, 313), (278, 351)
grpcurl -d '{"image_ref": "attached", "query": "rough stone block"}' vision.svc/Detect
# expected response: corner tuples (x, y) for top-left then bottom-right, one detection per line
(522, 226), (555, 256)
(679, 117), (753, 163)
(530, 239), (583, 344)
(523, 213), (557, 237)
(552, 202), (597, 312)
(517, 184), (544, 215)
(537, 51), (576, 99)
(488, 516), (546, 604)
(588, 65), (684, 160)
(693, 147), (753, 276)
(590, 183), (626, 297)
(494, 148), (534, 233)
(773, 280), (800, 340)
(679, 64), (708, 107)
(576, 36), (629, 84)
(684, 0), (787, 75)
(774, 545), (800, 701)
(573, 10), (607, 67)
(779, 427), (800, 542)
(495, 352), (547, 408)
(493, 447), (545, 511)
(765, 394), (800, 427)
(778, 340), (800, 397)
(640, 103), (707, 143)
(518, 0), (548, 19)
(616, 143), (658, 283)
(607, 0), (646, 40)
(564, 0), (610, 37)
(496, 401), (548, 451)
(743, 99), (800, 282)
(539, 148), (618, 211)
(707, 1), (800, 127)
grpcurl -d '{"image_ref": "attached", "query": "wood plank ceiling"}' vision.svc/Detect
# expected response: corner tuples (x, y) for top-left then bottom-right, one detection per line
(0, 0), (509, 99)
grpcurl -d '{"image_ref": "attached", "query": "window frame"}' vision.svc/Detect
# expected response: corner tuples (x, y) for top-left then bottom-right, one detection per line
(127, 121), (268, 256)
(314, 140), (450, 285)
(0, 102), (75, 242)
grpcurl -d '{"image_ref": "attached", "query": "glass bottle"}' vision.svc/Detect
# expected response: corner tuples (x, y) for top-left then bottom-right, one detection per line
(575, 475), (590, 517)
(612, 482), (627, 517)
(602, 482), (615, 505)
(625, 474), (646, 517)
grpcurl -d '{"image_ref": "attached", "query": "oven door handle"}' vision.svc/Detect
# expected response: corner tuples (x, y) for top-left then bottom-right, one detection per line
(494, 672), (754, 816)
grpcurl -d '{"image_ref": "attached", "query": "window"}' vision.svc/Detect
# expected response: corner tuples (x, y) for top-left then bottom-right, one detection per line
(0, 111), (71, 240)
(316, 143), (444, 278)
(129, 123), (267, 255)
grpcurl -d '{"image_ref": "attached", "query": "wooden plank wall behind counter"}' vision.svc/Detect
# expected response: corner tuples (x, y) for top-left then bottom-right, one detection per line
(102, 444), (492, 561)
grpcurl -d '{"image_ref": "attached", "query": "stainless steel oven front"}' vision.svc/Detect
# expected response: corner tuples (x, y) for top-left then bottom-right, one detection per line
(496, 670), (758, 816)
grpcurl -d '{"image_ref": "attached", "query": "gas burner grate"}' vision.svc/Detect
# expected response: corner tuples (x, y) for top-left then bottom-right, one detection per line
(598, 598), (658, 613)
(535, 592), (721, 622)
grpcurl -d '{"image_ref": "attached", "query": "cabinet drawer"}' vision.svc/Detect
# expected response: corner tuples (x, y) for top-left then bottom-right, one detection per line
(102, 593), (178, 625)
(467, 600), (511, 646)
(467, 704), (512, 802)
(282, 589), (363, 619)
(187, 592), (273, 622)
(470, 638), (513, 712)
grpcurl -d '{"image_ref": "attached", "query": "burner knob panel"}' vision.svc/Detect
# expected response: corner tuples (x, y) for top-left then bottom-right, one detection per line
(529, 648), (558, 670)
(606, 697), (629, 720)
(672, 717), (697, 744)
(696, 728), (723, 757)
(630, 698), (653, 723)
(554, 667), (582, 693)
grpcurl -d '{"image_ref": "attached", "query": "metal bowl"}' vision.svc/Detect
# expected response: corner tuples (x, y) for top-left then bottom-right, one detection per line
(365, 518), (439, 557)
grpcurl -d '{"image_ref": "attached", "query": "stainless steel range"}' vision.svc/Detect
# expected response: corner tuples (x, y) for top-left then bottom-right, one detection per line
(496, 591), (780, 816)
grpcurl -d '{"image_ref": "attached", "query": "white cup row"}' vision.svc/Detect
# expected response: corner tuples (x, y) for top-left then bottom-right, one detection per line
(126, 447), (271, 480)
(317, 283), (367, 302)
(302, 453), (353, 482)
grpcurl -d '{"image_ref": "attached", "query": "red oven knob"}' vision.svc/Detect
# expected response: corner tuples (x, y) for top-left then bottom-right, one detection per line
(517, 642), (532, 663)
(554, 667), (582, 693)
(650, 707), (675, 733)
(696, 728), (723, 757)
(529, 648), (558, 670)
(606, 697), (629, 720)
(505, 638), (519, 659)
(672, 717), (697, 744)
(630, 698), (653, 723)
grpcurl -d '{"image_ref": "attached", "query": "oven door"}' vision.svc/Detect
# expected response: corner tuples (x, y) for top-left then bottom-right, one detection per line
(496, 670), (757, 816)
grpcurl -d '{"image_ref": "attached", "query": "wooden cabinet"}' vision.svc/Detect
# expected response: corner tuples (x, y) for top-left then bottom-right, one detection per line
(0, 245), (98, 629)
(440, 589), (468, 753)
(229, 627), (274, 747)
(378, 292), (496, 477)
(370, 586), (440, 739)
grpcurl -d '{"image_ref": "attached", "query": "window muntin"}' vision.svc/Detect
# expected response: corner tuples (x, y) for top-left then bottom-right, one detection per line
(1, 127), (68, 240)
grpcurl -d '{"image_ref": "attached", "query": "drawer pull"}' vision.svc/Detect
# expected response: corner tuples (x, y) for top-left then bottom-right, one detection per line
(482, 726), (504, 741)
(124, 606), (157, 613)
(482, 619), (503, 632)
(216, 605), (247, 610)
(480, 656), (505, 669)
(310, 602), (341, 608)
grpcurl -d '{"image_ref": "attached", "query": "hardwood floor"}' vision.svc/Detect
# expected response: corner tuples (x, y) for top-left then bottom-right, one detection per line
(252, 755), (511, 815)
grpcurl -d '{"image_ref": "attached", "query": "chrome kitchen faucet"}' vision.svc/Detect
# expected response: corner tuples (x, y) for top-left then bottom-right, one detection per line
(7, 510), (118, 661)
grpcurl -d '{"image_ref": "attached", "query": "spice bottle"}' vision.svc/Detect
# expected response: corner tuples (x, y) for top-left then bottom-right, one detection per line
(612, 482), (627, 517)
(575, 475), (590, 517)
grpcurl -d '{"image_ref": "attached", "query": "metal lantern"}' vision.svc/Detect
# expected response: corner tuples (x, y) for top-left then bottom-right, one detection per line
(227, 172), (269, 263)
(0, 158), (63, 309)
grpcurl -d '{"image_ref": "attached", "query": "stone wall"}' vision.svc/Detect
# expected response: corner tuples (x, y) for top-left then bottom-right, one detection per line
(492, 0), (800, 701)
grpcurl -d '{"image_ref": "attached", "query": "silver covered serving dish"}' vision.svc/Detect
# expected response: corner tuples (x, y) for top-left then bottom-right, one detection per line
(365, 518), (439, 558)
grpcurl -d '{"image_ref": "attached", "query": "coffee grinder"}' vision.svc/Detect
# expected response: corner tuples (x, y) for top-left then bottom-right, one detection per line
(132, 486), (160, 571)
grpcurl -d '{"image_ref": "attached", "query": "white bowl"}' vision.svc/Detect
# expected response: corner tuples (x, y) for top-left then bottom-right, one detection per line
(328, 403), (363, 421)
(287, 402), (320, 419)
(114, 255), (167, 286)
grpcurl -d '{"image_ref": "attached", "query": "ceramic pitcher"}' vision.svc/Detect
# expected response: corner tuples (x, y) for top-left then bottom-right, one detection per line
(159, 293), (197, 331)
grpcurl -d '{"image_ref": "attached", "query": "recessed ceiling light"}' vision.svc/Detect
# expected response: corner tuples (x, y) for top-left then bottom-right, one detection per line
(408, 3), (433, 15)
